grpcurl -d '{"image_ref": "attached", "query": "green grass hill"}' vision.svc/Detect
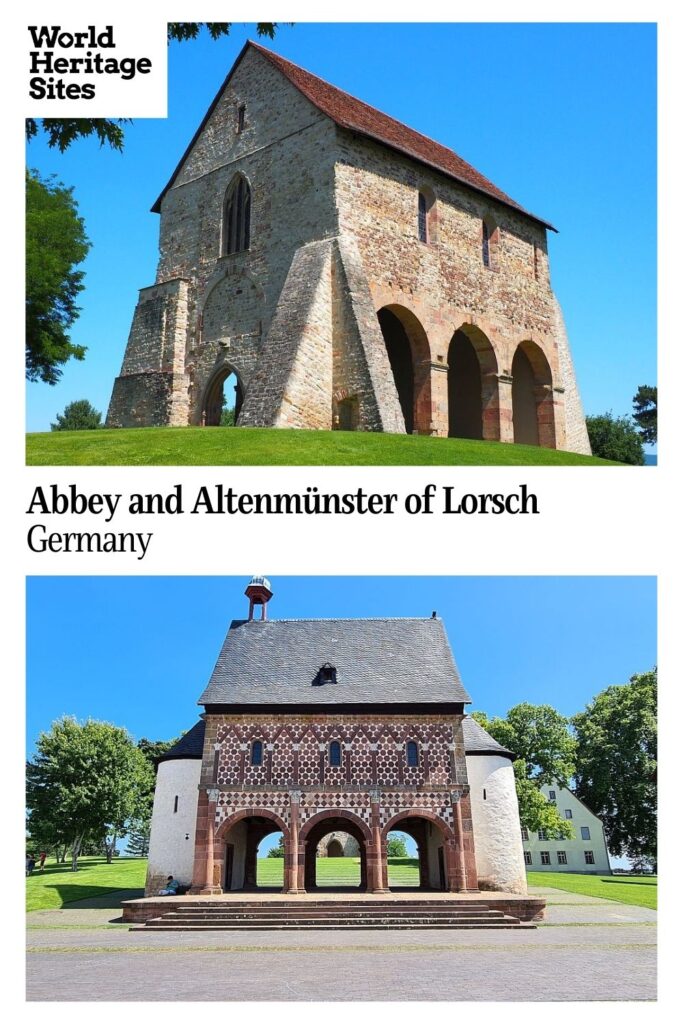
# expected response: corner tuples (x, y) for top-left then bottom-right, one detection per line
(26, 426), (619, 467)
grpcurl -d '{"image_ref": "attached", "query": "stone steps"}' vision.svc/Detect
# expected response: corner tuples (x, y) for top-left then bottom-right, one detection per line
(133, 901), (533, 931)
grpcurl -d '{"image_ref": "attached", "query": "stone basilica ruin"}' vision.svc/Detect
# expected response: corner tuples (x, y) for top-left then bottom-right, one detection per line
(107, 42), (590, 454)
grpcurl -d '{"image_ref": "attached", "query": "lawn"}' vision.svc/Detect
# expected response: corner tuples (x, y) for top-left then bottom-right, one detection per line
(26, 426), (617, 466)
(527, 871), (657, 910)
(26, 856), (147, 912)
(257, 857), (420, 887)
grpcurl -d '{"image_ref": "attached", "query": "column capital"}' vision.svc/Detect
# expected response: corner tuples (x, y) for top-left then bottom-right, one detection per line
(289, 789), (302, 804)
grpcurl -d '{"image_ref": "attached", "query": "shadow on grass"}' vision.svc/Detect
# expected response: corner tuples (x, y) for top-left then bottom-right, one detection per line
(601, 877), (657, 886)
(42, 885), (145, 909)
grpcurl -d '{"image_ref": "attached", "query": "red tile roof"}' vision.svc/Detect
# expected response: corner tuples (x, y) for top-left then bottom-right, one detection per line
(153, 41), (555, 230)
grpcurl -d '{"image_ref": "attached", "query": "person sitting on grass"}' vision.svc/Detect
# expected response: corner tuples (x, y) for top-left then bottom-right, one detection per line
(159, 875), (180, 896)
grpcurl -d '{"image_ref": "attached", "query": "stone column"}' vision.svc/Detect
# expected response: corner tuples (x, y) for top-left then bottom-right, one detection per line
(459, 787), (480, 890)
(535, 383), (557, 448)
(481, 371), (502, 441)
(369, 790), (389, 893)
(450, 791), (467, 892)
(497, 374), (514, 443)
(285, 791), (304, 894)
(429, 361), (449, 436)
(200, 788), (222, 895)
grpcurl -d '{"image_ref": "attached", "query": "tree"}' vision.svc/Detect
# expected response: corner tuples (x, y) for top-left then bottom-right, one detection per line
(586, 413), (645, 465)
(51, 399), (102, 431)
(26, 717), (152, 871)
(472, 705), (576, 839)
(573, 669), (657, 868)
(472, 704), (576, 788)
(387, 834), (408, 857)
(127, 820), (151, 858)
(267, 835), (285, 857)
(26, 811), (69, 864)
(632, 385), (657, 445)
(26, 170), (90, 384)
(220, 404), (236, 427)
(25, 25), (280, 153)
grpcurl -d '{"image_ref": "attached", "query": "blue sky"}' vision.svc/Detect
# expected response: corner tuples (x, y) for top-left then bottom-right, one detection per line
(27, 575), (656, 750)
(26, 22), (656, 434)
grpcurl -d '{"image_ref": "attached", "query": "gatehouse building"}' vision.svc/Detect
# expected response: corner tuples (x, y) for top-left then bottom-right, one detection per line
(145, 577), (528, 897)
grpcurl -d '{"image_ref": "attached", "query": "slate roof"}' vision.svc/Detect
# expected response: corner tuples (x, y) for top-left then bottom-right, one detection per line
(157, 720), (206, 762)
(159, 715), (512, 761)
(197, 617), (471, 707)
(461, 716), (515, 759)
(152, 41), (556, 231)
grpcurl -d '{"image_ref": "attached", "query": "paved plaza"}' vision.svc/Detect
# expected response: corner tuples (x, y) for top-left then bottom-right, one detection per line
(26, 886), (656, 1001)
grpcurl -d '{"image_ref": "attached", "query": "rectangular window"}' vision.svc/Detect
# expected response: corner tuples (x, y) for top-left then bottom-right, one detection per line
(557, 851), (567, 865)
(524, 851), (532, 865)
(540, 851), (551, 865)
(520, 827), (529, 841)
(237, 105), (246, 132)
(564, 809), (573, 819)
(212, 749), (220, 782)
(581, 826), (591, 840)
(173, 795), (178, 814)
(538, 829), (548, 841)
(585, 851), (595, 865)
(548, 790), (556, 802)
(483, 789), (487, 800)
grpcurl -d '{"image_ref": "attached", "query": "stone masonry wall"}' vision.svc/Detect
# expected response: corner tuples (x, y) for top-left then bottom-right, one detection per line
(332, 128), (588, 448)
(204, 713), (467, 793)
(109, 46), (340, 427)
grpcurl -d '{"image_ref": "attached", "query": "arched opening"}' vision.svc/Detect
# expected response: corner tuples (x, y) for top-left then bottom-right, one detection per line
(217, 813), (286, 892)
(512, 341), (555, 448)
(302, 815), (369, 891)
(377, 305), (432, 435)
(386, 830), (420, 888)
(447, 325), (499, 441)
(202, 365), (244, 427)
(326, 839), (344, 858)
(383, 812), (456, 891)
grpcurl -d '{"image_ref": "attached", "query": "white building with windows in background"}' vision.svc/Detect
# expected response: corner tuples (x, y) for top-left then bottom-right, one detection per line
(521, 782), (611, 874)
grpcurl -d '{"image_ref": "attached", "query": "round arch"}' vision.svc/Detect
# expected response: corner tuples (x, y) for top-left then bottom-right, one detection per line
(300, 811), (372, 892)
(511, 340), (555, 448)
(200, 363), (245, 427)
(215, 808), (289, 893)
(377, 304), (432, 435)
(215, 807), (290, 844)
(300, 808), (372, 844)
(382, 808), (454, 842)
(447, 324), (500, 441)
(382, 810), (456, 892)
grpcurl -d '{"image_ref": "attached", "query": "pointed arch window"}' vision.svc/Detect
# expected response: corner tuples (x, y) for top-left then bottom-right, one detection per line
(223, 174), (251, 255)
(250, 739), (263, 766)
(406, 741), (419, 767)
(329, 741), (342, 767)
